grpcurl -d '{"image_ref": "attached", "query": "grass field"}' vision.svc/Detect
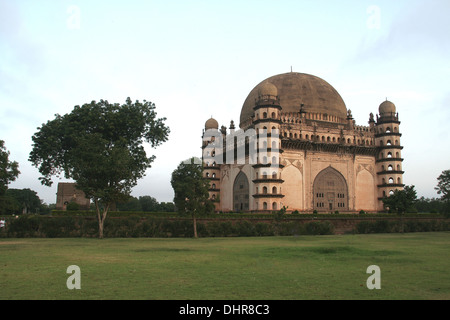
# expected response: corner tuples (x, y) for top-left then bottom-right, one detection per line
(0, 232), (449, 300)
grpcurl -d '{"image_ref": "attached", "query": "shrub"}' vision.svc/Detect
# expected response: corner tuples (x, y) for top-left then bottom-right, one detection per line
(235, 220), (256, 237)
(7, 215), (41, 237)
(255, 222), (274, 236)
(276, 221), (305, 236)
(66, 202), (80, 211)
(305, 221), (334, 235)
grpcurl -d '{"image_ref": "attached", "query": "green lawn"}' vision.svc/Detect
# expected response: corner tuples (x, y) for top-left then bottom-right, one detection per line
(0, 232), (449, 300)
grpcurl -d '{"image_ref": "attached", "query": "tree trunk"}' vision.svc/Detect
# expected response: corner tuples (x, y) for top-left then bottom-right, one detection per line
(95, 199), (110, 239)
(193, 214), (198, 238)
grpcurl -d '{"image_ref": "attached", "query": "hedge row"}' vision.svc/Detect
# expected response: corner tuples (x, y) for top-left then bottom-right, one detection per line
(0, 215), (334, 238)
(2, 215), (449, 238)
(49, 210), (446, 219)
(355, 219), (450, 234)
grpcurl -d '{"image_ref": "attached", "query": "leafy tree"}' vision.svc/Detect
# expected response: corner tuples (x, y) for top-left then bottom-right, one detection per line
(0, 140), (20, 196)
(382, 185), (417, 233)
(116, 196), (142, 211)
(382, 185), (417, 214)
(29, 98), (169, 238)
(171, 157), (214, 238)
(139, 195), (160, 212)
(5, 188), (42, 214)
(436, 170), (450, 214)
(415, 196), (444, 214)
(158, 201), (176, 212)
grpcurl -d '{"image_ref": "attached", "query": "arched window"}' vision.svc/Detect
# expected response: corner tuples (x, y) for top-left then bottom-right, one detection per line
(263, 112), (267, 119)
(272, 171), (277, 179)
(272, 202), (277, 210)
(263, 186), (268, 194)
(387, 152), (392, 158)
(389, 178), (394, 184)
(206, 172), (210, 177)
(387, 140), (392, 146)
(263, 202), (268, 210)
(313, 167), (348, 211)
(388, 165), (393, 171)
(386, 127), (391, 133)
(272, 186), (277, 194)
(271, 112), (276, 119)
(212, 183), (216, 189)
(233, 172), (249, 212)
(212, 173), (216, 178)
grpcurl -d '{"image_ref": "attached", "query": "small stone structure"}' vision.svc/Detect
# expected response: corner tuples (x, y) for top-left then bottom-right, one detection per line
(55, 182), (91, 210)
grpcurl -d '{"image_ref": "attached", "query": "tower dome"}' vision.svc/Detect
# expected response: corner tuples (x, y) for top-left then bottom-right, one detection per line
(379, 100), (396, 115)
(205, 117), (219, 130)
(240, 72), (347, 127)
(257, 81), (278, 98)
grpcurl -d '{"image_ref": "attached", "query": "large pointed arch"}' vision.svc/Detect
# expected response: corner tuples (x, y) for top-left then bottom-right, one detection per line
(233, 171), (249, 212)
(313, 166), (348, 212)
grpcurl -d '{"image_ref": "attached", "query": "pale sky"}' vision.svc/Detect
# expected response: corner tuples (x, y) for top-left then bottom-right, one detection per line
(1, 0), (449, 205)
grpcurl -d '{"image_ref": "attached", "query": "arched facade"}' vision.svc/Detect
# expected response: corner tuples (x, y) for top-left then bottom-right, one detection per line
(313, 167), (348, 212)
(233, 171), (249, 212)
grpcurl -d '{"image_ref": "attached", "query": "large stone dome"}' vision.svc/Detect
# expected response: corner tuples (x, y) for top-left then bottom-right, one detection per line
(240, 72), (348, 127)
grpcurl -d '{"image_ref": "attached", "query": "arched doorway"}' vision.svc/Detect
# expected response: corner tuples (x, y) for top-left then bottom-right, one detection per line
(233, 171), (249, 212)
(313, 167), (348, 212)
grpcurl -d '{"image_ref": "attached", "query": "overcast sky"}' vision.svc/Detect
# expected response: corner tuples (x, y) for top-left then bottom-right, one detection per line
(1, 0), (449, 205)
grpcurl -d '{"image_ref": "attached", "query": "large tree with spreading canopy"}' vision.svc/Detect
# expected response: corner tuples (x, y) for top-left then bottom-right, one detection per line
(29, 98), (169, 238)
